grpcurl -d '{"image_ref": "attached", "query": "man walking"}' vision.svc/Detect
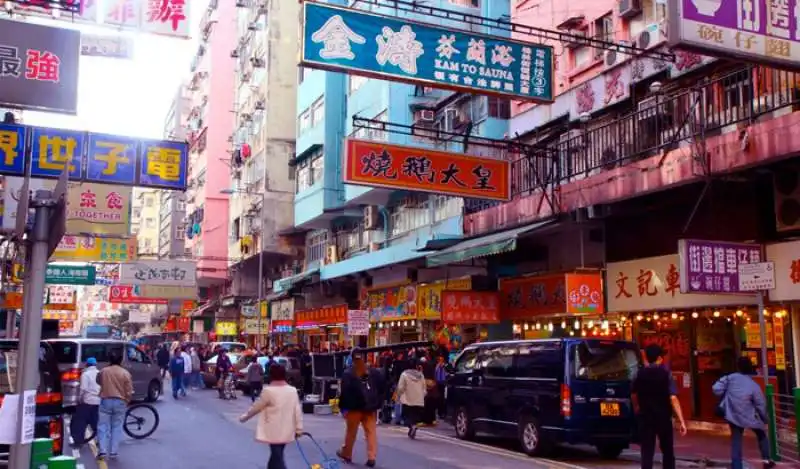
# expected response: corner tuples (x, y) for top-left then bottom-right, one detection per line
(70, 357), (100, 447)
(169, 349), (186, 399)
(156, 344), (169, 379)
(395, 359), (426, 439)
(632, 344), (687, 469)
(180, 347), (191, 396)
(190, 347), (202, 389)
(96, 352), (133, 461)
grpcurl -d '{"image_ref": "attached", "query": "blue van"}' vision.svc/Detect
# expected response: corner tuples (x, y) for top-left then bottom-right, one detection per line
(445, 338), (641, 459)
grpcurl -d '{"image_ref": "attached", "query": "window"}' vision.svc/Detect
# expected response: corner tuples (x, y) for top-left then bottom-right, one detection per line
(311, 98), (325, 126)
(351, 110), (388, 141)
(232, 217), (241, 240)
(82, 343), (123, 363)
(630, 0), (667, 36)
(295, 148), (324, 193)
(573, 46), (593, 69)
(143, 238), (152, 249)
(455, 348), (479, 373)
(481, 345), (516, 377)
(388, 194), (430, 238)
(145, 195), (155, 207)
(126, 345), (145, 363)
(431, 195), (461, 222)
(487, 97), (511, 119)
(594, 15), (614, 61)
(349, 75), (368, 94)
(145, 218), (156, 229)
(572, 341), (640, 381)
(515, 343), (563, 378)
(298, 110), (311, 134)
(448, 0), (480, 7)
(305, 230), (329, 263)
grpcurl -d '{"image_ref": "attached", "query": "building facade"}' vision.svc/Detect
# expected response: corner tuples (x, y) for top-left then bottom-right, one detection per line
(131, 189), (160, 258)
(159, 84), (191, 260)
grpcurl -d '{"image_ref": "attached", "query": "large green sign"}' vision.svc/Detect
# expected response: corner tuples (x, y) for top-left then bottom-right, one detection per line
(45, 264), (96, 285)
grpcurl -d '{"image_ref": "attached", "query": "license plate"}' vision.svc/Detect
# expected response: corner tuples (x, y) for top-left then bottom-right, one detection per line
(600, 402), (620, 417)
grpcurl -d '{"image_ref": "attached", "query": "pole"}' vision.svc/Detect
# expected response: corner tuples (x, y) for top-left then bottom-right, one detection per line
(766, 384), (780, 461)
(256, 192), (265, 349)
(758, 291), (770, 385)
(9, 194), (53, 469)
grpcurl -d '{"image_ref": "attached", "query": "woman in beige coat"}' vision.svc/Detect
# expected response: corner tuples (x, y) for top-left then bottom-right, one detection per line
(240, 364), (303, 469)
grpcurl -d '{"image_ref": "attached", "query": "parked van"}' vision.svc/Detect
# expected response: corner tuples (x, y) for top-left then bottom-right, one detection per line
(46, 339), (162, 410)
(446, 338), (641, 459)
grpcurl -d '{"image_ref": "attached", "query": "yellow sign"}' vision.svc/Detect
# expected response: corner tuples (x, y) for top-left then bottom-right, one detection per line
(745, 323), (774, 349)
(66, 182), (132, 236)
(44, 303), (76, 311)
(51, 235), (137, 262)
(244, 318), (270, 334)
(417, 277), (472, 320)
(259, 301), (268, 318)
(215, 321), (237, 336)
(774, 316), (786, 371)
(140, 285), (196, 300)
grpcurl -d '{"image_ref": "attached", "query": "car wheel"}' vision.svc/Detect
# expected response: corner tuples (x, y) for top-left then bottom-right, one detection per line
(145, 380), (161, 402)
(596, 444), (625, 459)
(518, 415), (548, 456)
(454, 406), (475, 440)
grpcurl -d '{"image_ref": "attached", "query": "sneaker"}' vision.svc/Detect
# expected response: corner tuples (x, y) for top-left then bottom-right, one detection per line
(336, 449), (352, 464)
(96, 453), (106, 461)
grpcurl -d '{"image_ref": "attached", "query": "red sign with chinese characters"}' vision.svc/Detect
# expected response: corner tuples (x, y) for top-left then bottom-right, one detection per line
(107, 285), (167, 305)
(499, 274), (566, 320)
(441, 291), (500, 324)
(565, 273), (604, 315)
(176, 317), (190, 332)
(296, 304), (348, 327)
(344, 139), (511, 201)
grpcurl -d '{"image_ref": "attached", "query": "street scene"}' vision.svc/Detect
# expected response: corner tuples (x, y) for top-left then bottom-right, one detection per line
(1, 0), (800, 468)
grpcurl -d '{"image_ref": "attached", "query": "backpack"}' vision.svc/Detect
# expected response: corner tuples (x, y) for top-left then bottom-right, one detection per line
(359, 373), (382, 411)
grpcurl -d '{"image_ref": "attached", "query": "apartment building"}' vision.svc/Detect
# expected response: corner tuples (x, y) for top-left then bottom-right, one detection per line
(131, 188), (160, 258)
(159, 84), (191, 260)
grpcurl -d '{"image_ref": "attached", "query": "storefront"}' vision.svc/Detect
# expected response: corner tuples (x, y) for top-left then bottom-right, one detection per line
(366, 283), (418, 346)
(499, 271), (612, 339)
(434, 290), (499, 350)
(269, 298), (296, 348)
(296, 304), (348, 351)
(607, 253), (759, 422)
(764, 241), (799, 393)
(214, 320), (238, 342)
(417, 277), (473, 349)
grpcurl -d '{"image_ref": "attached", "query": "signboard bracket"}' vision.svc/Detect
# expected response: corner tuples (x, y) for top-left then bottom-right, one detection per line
(349, 0), (675, 62)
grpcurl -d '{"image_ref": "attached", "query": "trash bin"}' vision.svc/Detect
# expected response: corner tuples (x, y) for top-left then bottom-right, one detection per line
(30, 438), (53, 469)
(46, 455), (76, 469)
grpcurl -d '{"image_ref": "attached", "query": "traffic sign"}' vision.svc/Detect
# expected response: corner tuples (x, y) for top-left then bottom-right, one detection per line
(738, 262), (775, 291)
(45, 264), (96, 285)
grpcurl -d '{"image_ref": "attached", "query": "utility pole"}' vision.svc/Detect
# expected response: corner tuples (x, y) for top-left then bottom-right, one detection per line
(9, 172), (67, 469)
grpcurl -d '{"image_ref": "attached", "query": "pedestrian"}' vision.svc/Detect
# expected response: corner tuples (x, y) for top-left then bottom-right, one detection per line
(713, 357), (776, 469)
(70, 357), (100, 447)
(169, 349), (185, 399)
(420, 358), (438, 425)
(337, 354), (385, 467)
(180, 347), (191, 396)
(632, 344), (687, 469)
(216, 349), (233, 398)
(395, 359), (426, 439)
(247, 356), (265, 402)
(190, 347), (202, 389)
(156, 344), (169, 379)
(239, 364), (303, 469)
(96, 351), (133, 461)
(434, 355), (448, 419)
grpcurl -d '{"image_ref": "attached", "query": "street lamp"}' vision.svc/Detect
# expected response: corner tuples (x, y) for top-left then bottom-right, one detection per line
(220, 188), (266, 347)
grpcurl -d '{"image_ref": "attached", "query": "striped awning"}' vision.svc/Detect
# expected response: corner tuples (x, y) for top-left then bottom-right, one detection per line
(426, 220), (554, 267)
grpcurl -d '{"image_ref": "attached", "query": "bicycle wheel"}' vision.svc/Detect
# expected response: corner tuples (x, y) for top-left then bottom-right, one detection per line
(123, 403), (160, 439)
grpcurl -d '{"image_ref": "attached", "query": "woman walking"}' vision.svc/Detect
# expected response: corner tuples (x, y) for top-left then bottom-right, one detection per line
(239, 364), (303, 469)
(713, 357), (776, 469)
(337, 354), (386, 467)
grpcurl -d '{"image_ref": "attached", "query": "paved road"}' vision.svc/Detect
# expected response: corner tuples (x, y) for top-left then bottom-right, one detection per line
(67, 388), (644, 469)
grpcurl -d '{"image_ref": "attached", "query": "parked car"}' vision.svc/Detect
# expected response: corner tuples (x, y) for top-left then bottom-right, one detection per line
(446, 338), (641, 459)
(202, 353), (242, 388)
(209, 342), (247, 354)
(236, 356), (303, 394)
(47, 338), (163, 410)
(0, 340), (66, 455)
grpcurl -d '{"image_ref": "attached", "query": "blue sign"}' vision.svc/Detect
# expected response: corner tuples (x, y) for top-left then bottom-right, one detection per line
(0, 124), (189, 190)
(0, 123), (27, 176)
(301, 1), (554, 102)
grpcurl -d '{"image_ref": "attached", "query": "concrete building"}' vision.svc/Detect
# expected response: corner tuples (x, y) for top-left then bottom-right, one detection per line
(159, 84), (191, 260)
(183, 0), (237, 291)
(131, 188), (160, 258)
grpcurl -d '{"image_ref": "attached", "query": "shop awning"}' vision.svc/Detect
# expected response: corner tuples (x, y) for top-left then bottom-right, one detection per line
(425, 220), (555, 267)
(273, 267), (319, 293)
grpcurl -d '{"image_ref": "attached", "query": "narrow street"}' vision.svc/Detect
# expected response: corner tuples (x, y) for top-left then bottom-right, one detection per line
(69, 389), (643, 469)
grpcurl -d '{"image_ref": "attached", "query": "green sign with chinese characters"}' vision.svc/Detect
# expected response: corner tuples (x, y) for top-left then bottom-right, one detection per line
(45, 264), (96, 285)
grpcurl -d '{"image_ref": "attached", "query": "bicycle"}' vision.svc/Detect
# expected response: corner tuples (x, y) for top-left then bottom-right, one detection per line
(76, 402), (160, 443)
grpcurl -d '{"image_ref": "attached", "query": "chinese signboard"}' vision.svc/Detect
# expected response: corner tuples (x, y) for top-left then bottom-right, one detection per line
(11, 0), (192, 39)
(139, 285), (195, 300)
(119, 260), (196, 287)
(765, 240), (800, 301)
(668, 0), (800, 71)
(345, 139), (511, 201)
(215, 321), (237, 336)
(243, 318), (269, 335)
(499, 274), (566, 319)
(81, 33), (134, 60)
(295, 304), (348, 327)
(66, 183), (132, 236)
(46, 285), (76, 309)
(301, 1), (554, 102)
(270, 298), (295, 321)
(441, 291), (500, 324)
(565, 273), (604, 315)
(45, 263), (96, 285)
(347, 309), (370, 336)
(678, 239), (762, 294)
(0, 124), (189, 190)
(52, 235), (137, 262)
(107, 285), (168, 305)
(606, 255), (753, 312)
(367, 284), (417, 322)
(0, 20), (80, 114)
(417, 277), (472, 320)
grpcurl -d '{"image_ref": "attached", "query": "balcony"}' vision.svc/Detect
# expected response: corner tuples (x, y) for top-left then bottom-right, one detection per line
(466, 65), (800, 236)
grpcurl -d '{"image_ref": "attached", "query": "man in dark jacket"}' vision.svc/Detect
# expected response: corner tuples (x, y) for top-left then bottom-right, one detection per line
(156, 344), (170, 379)
(337, 355), (386, 468)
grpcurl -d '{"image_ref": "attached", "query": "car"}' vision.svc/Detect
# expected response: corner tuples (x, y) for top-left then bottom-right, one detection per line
(0, 340), (66, 455)
(446, 338), (641, 459)
(209, 342), (247, 354)
(201, 353), (242, 388)
(236, 356), (303, 394)
(46, 338), (163, 409)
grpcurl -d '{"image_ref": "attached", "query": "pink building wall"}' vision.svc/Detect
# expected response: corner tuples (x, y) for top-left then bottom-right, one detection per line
(185, 1), (237, 283)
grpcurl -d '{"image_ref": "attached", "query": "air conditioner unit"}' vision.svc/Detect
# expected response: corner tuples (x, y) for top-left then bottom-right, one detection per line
(618, 0), (642, 18)
(364, 206), (379, 230)
(637, 96), (668, 120)
(415, 109), (435, 122)
(564, 29), (588, 49)
(637, 22), (668, 50)
(603, 40), (632, 70)
(774, 171), (800, 232)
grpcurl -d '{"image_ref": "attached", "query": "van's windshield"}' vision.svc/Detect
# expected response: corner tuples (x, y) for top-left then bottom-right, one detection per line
(572, 341), (640, 381)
